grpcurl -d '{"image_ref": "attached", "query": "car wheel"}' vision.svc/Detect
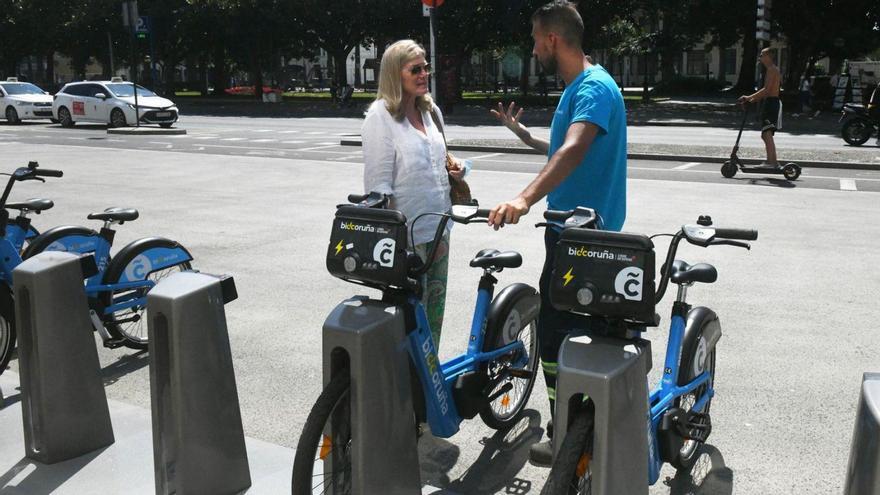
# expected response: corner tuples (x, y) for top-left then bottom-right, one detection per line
(58, 107), (74, 127)
(110, 108), (127, 128)
(50, 118), (59, 124)
(5, 107), (21, 124)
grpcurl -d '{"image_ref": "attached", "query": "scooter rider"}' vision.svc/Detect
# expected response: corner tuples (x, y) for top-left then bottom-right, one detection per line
(738, 48), (783, 169)
(487, 0), (627, 466)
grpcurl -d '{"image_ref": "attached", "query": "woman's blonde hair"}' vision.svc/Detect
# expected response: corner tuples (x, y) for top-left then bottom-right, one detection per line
(376, 40), (434, 120)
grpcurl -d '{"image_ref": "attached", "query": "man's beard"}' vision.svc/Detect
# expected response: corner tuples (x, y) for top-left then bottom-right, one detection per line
(538, 54), (558, 76)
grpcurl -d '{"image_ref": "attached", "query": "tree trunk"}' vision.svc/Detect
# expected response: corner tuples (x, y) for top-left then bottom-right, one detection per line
(660, 47), (678, 82)
(210, 45), (228, 96)
(733, 19), (758, 92)
(333, 51), (349, 88)
(354, 45), (362, 87)
(251, 62), (263, 101)
(45, 51), (55, 88)
(519, 50), (530, 95)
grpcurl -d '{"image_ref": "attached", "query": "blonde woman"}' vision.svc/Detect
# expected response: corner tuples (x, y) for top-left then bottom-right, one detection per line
(361, 39), (463, 349)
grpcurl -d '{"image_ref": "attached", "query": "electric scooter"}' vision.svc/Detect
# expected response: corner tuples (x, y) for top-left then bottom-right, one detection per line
(720, 104), (801, 180)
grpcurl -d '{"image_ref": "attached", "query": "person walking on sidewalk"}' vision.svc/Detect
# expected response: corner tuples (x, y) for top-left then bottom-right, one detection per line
(738, 48), (783, 169)
(361, 39), (465, 350)
(487, 0), (627, 466)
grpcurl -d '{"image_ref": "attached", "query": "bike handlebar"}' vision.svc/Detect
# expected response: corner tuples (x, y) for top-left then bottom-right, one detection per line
(712, 228), (758, 241)
(34, 168), (63, 178)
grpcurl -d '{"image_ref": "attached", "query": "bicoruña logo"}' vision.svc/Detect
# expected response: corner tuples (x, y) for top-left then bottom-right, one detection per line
(373, 238), (396, 268)
(339, 221), (375, 233)
(614, 266), (644, 301)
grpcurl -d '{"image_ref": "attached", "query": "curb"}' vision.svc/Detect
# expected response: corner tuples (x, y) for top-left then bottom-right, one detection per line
(107, 127), (187, 136)
(339, 140), (880, 171)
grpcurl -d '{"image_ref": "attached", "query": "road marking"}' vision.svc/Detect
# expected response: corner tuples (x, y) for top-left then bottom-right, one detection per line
(222, 137), (247, 141)
(252, 129), (274, 133)
(246, 150), (286, 156)
(306, 131), (325, 135)
(148, 141), (172, 146)
(250, 139), (278, 143)
(279, 130), (299, 134)
(673, 162), (702, 170)
(466, 152), (504, 160)
(298, 144), (340, 151)
(840, 179), (858, 191)
(193, 136), (217, 140)
(282, 140), (304, 144)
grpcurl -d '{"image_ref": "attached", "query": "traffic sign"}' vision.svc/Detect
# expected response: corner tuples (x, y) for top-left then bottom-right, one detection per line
(136, 16), (149, 33)
(421, 0), (444, 7)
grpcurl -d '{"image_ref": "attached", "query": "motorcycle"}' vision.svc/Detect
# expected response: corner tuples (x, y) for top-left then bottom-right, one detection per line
(840, 83), (880, 146)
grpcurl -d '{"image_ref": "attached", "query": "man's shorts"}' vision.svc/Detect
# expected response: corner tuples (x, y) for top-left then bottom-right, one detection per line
(761, 97), (782, 134)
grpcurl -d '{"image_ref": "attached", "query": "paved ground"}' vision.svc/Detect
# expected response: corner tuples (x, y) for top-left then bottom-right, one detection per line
(0, 119), (877, 494)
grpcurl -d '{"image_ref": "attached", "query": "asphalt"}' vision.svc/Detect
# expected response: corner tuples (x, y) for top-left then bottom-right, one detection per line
(0, 141), (876, 494)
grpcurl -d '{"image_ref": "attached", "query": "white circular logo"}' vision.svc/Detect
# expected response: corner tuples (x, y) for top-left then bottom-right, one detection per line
(373, 238), (396, 268)
(692, 337), (708, 376)
(124, 254), (153, 281)
(614, 266), (644, 301)
(503, 310), (522, 343)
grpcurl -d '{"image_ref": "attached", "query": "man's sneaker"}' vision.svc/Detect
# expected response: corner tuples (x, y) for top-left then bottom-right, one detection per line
(529, 439), (553, 467)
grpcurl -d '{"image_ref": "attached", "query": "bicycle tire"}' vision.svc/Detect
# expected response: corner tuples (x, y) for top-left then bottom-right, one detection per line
(479, 285), (540, 430)
(292, 371), (352, 495)
(541, 402), (595, 495)
(671, 349), (716, 471)
(100, 240), (192, 350)
(0, 290), (15, 376)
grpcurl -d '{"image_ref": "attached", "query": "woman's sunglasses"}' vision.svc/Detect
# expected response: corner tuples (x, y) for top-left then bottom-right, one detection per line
(408, 63), (432, 76)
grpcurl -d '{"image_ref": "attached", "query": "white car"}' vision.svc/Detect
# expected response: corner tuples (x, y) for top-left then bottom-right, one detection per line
(0, 78), (55, 124)
(53, 78), (179, 128)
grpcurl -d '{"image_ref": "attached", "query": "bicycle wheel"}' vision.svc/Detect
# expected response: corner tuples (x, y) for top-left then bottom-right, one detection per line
(479, 289), (540, 430)
(101, 253), (192, 350)
(292, 372), (352, 495)
(0, 299), (15, 375)
(671, 349), (716, 471)
(541, 402), (595, 495)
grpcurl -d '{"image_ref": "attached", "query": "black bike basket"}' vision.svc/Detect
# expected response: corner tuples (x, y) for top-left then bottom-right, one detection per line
(549, 228), (656, 324)
(326, 205), (410, 289)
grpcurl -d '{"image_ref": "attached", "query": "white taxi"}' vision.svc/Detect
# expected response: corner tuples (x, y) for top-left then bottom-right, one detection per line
(0, 78), (55, 124)
(52, 78), (179, 128)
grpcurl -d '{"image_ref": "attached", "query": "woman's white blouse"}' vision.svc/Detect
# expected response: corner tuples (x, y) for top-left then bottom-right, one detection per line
(361, 99), (452, 246)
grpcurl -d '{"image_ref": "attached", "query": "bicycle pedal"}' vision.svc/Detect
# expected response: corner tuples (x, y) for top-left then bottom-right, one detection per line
(681, 412), (712, 443)
(507, 368), (534, 379)
(103, 338), (127, 349)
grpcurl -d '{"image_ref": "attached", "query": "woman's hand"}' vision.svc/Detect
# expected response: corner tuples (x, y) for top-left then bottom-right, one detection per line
(447, 159), (465, 180)
(490, 101), (525, 134)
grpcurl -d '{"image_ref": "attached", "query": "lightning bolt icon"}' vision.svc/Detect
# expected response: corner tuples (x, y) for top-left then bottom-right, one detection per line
(563, 267), (574, 287)
(334, 240), (344, 255)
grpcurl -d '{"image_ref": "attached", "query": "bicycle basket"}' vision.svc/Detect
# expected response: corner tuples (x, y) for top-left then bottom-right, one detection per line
(326, 205), (410, 289)
(550, 228), (657, 324)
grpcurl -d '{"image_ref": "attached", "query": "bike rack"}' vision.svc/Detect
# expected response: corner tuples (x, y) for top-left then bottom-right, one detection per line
(320, 296), (422, 494)
(844, 372), (880, 495)
(554, 332), (652, 495)
(13, 252), (115, 464)
(147, 271), (251, 495)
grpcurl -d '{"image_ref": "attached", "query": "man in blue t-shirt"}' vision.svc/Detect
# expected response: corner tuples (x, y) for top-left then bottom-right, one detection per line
(487, 0), (627, 465)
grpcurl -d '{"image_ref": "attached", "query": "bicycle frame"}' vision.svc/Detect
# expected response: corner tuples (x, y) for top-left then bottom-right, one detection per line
(5, 217), (37, 252)
(645, 310), (714, 484)
(404, 285), (527, 439)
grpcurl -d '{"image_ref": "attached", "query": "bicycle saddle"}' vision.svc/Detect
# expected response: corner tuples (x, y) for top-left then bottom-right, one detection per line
(469, 249), (522, 269)
(6, 198), (54, 212)
(88, 207), (140, 222)
(670, 260), (717, 285)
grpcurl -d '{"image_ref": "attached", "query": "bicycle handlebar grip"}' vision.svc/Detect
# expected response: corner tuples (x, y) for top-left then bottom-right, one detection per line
(347, 193), (369, 203)
(34, 169), (63, 178)
(474, 208), (492, 218)
(544, 209), (573, 221)
(714, 228), (757, 241)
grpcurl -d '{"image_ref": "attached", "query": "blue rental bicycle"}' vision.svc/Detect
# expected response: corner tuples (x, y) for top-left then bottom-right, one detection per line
(21, 205), (194, 350)
(537, 208), (757, 494)
(291, 192), (541, 494)
(0, 162), (64, 373)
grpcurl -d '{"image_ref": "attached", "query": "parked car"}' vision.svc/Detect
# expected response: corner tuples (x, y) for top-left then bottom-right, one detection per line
(52, 78), (179, 128)
(0, 78), (55, 124)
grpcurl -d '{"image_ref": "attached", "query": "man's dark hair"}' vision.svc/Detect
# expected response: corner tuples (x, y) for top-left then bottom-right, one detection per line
(531, 1), (584, 48)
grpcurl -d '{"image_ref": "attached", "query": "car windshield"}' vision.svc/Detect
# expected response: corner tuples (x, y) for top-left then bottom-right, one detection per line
(2, 83), (46, 95)
(106, 84), (157, 97)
